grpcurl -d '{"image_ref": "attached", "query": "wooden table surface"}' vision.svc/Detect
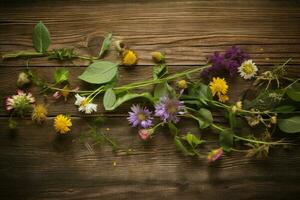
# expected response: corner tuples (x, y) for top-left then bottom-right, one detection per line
(1, 1), (300, 199)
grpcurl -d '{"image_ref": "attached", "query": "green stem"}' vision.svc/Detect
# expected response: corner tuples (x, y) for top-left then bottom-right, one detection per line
(2, 51), (46, 59)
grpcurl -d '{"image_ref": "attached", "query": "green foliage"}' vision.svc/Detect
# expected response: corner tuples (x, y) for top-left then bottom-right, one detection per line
(278, 116), (300, 133)
(196, 108), (213, 129)
(286, 82), (300, 102)
(49, 48), (77, 61)
(54, 68), (69, 84)
(99, 33), (112, 58)
(78, 61), (118, 84)
(184, 132), (205, 148)
(219, 129), (233, 152)
(104, 92), (154, 111)
(168, 122), (179, 136)
(153, 64), (168, 80)
(32, 21), (51, 53)
(174, 136), (194, 156)
(103, 88), (116, 110)
(274, 105), (296, 113)
(182, 82), (212, 107)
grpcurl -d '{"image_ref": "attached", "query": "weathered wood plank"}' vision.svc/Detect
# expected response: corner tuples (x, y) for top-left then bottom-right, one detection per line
(1, 0), (300, 66)
(0, 118), (300, 200)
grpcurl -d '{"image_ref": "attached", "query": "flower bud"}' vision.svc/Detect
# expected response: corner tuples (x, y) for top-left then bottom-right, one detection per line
(114, 40), (125, 52)
(138, 129), (153, 140)
(8, 119), (18, 130)
(177, 79), (187, 89)
(236, 101), (242, 110)
(270, 116), (277, 124)
(151, 51), (165, 63)
(207, 148), (223, 162)
(231, 105), (237, 113)
(17, 72), (30, 88)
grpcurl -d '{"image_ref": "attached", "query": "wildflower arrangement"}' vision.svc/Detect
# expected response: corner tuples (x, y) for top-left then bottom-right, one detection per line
(3, 21), (300, 162)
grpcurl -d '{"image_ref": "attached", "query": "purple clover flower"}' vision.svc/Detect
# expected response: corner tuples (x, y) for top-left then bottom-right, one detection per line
(202, 46), (249, 78)
(127, 104), (153, 128)
(155, 97), (185, 123)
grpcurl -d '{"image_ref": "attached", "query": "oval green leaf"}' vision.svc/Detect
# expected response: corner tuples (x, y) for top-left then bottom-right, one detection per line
(32, 21), (51, 53)
(278, 116), (300, 133)
(286, 83), (300, 102)
(103, 88), (116, 110)
(78, 61), (118, 84)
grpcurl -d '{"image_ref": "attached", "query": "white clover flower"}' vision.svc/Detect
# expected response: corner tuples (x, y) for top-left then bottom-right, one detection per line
(238, 60), (258, 79)
(74, 94), (97, 114)
(6, 90), (35, 114)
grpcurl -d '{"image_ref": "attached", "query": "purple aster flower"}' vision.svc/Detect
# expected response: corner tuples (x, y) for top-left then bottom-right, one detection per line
(202, 46), (249, 78)
(155, 97), (185, 123)
(127, 104), (153, 128)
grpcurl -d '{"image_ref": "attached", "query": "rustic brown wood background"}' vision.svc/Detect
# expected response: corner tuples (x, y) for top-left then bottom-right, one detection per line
(1, 0), (300, 199)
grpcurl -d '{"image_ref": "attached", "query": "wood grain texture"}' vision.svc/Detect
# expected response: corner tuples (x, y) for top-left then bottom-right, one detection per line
(1, 0), (300, 199)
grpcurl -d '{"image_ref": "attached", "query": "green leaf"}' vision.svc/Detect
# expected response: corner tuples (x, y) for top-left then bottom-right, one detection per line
(278, 116), (300, 133)
(153, 64), (168, 79)
(274, 105), (296, 113)
(105, 92), (154, 111)
(99, 33), (112, 58)
(228, 111), (237, 129)
(286, 83), (300, 102)
(219, 129), (233, 152)
(78, 61), (118, 84)
(103, 88), (116, 110)
(174, 136), (194, 156)
(154, 82), (169, 100)
(54, 68), (69, 84)
(32, 21), (51, 53)
(187, 83), (212, 105)
(185, 132), (204, 148)
(196, 108), (213, 129)
(168, 122), (179, 136)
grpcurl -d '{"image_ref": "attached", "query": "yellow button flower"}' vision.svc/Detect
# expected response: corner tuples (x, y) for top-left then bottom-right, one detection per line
(54, 114), (72, 134)
(151, 51), (165, 63)
(177, 79), (188, 89)
(32, 104), (48, 124)
(122, 50), (138, 66)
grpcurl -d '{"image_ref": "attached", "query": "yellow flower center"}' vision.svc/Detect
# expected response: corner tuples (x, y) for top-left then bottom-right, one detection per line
(137, 113), (146, 121)
(242, 63), (254, 75)
(167, 105), (177, 114)
(54, 114), (72, 134)
(80, 99), (89, 107)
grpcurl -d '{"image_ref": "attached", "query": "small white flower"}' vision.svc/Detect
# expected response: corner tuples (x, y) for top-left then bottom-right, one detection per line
(238, 60), (258, 79)
(74, 94), (97, 114)
(6, 90), (35, 114)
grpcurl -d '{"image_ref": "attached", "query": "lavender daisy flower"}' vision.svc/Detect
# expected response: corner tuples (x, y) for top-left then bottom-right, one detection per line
(202, 46), (249, 78)
(127, 104), (153, 128)
(155, 97), (185, 123)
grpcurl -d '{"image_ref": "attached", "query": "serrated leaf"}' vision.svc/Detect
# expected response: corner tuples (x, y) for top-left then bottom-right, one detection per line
(99, 33), (112, 58)
(32, 21), (51, 53)
(54, 68), (69, 84)
(153, 64), (168, 79)
(278, 116), (300, 133)
(78, 61), (118, 84)
(219, 129), (233, 152)
(103, 88), (116, 110)
(105, 92), (154, 111)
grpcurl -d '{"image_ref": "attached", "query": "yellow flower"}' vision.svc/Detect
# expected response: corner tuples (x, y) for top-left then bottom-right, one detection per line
(151, 51), (165, 63)
(236, 101), (242, 110)
(209, 77), (229, 102)
(270, 116), (277, 124)
(54, 114), (72, 134)
(32, 104), (48, 124)
(177, 79), (187, 89)
(122, 50), (138, 66)
(218, 94), (229, 103)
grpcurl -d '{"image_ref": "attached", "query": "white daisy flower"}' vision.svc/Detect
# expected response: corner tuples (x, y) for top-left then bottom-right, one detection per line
(74, 94), (97, 114)
(238, 60), (258, 79)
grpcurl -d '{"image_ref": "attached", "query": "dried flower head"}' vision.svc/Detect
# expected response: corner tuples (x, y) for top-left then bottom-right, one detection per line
(238, 60), (258, 79)
(122, 50), (138, 66)
(6, 90), (35, 115)
(32, 104), (48, 124)
(54, 114), (72, 134)
(128, 104), (153, 128)
(114, 40), (125, 52)
(151, 51), (165, 63)
(209, 77), (229, 103)
(155, 97), (185, 123)
(246, 115), (262, 127)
